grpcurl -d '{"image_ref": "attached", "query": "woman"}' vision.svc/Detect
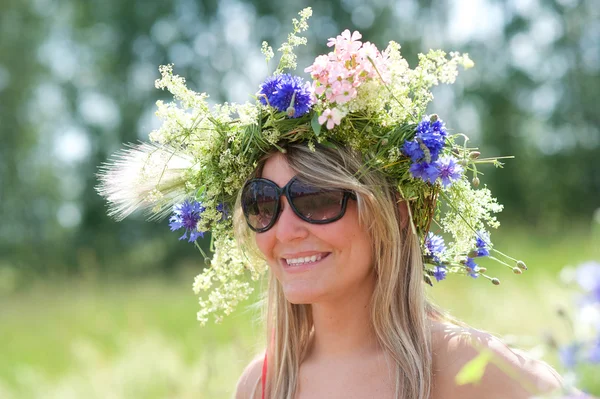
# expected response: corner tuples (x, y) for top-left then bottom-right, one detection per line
(98, 8), (564, 399)
(234, 143), (562, 399)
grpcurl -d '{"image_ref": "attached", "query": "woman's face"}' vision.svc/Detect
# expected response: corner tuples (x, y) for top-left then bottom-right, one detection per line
(255, 153), (374, 304)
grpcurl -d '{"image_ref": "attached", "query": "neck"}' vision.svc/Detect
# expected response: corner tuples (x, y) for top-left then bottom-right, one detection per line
(308, 271), (379, 358)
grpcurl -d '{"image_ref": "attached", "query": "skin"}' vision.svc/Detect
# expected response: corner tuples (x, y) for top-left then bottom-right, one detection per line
(236, 153), (562, 399)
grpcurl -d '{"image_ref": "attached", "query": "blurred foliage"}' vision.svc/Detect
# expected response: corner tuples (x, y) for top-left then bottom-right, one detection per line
(0, 0), (598, 276)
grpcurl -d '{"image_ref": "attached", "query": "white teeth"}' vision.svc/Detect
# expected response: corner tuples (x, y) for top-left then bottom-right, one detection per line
(285, 254), (323, 266)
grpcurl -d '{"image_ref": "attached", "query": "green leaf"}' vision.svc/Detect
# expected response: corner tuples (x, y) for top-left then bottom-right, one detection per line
(319, 140), (337, 149)
(455, 350), (492, 386)
(311, 112), (322, 136)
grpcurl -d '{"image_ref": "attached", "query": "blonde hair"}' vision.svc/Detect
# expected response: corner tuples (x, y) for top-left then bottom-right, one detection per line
(234, 142), (446, 399)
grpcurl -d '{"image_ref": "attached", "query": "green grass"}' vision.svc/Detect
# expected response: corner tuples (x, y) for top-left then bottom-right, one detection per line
(0, 226), (598, 398)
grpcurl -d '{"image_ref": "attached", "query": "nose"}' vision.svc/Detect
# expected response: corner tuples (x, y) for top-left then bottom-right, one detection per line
(273, 196), (309, 242)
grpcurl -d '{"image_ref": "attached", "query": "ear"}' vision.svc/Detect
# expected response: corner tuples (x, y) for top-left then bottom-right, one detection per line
(396, 198), (410, 231)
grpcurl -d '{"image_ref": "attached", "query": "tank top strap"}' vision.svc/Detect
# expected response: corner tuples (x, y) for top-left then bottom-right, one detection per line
(261, 350), (267, 399)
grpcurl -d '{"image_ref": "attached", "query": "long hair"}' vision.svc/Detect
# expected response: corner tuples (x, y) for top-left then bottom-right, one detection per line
(234, 142), (445, 399)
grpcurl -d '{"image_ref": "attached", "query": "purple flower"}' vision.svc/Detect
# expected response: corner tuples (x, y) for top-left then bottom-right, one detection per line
(425, 232), (446, 263)
(402, 116), (448, 163)
(409, 161), (438, 183)
(465, 257), (480, 278)
(402, 140), (424, 163)
(575, 261), (600, 303)
(433, 265), (447, 282)
(433, 156), (463, 188)
(559, 344), (579, 369)
(169, 200), (206, 242)
(588, 337), (600, 363)
(474, 230), (491, 257)
(257, 74), (313, 118)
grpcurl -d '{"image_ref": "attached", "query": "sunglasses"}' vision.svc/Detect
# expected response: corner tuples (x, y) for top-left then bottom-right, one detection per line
(241, 177), (356, 233)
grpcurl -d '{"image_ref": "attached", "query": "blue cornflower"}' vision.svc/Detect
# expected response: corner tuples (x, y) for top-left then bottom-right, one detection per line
(433, 265), (447, 282)
(433, 156), (463, 188)
(169, 200), (206, 242)
(409, 161), (438, 183)
(402, 116), (448, 163)
(474, 230), (491, 257)
(257, 75), (282, 105)
(425, 232), (446, 263)
(465, 257), (480, 278)
(402, 140), (424, 163)
(257, 74), (313, 118)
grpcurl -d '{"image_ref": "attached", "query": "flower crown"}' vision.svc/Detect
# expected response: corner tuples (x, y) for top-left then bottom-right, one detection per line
(98, 8), (527, 324)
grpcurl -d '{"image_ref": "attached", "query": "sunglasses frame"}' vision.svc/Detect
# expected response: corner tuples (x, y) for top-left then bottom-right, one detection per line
(241, 176), (356, 233)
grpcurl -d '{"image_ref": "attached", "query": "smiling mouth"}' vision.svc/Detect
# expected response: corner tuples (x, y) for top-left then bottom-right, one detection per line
(283, 253), (330, 266)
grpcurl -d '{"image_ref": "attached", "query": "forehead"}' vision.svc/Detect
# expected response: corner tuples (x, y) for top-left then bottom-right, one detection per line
(260, 153), (295, 187)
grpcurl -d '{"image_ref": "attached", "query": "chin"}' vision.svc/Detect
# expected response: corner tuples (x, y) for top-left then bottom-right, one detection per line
(280, 283), (325, 305)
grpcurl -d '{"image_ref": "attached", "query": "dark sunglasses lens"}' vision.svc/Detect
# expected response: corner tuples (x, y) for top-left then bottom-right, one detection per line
(242, 181), (278, 230)
(289, 180), (346, 221)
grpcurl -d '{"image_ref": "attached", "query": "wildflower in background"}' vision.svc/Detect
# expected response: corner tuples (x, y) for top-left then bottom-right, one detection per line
(588, 337), (600, 363)
(169, 200), (205, 242)
(257, 74), (313, 118)
(575, 261), (600, 303)
(559, 344), (579, 369)
(434, 155), (463, 188)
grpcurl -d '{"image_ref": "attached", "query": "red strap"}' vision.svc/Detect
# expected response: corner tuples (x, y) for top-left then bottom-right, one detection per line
(261, 351), (267, 399)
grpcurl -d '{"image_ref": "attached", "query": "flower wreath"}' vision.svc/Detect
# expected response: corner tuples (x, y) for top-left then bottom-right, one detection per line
(98, 8), (527, 324)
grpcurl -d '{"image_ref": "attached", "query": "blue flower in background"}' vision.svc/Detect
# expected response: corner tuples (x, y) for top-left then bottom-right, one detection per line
(257, 74), (313, 118)
(434, 156), (463, 188)
(559, 344), (579, 369)
(575, 261), (600, 303)
(433, 265), (447, 282)
(169, 200), (206, 242)
(588, 337), (600, 364)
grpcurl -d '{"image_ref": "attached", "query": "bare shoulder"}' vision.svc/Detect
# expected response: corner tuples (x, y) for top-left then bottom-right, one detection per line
(235, 353), (265, 399)
(430, 321), (563, 399)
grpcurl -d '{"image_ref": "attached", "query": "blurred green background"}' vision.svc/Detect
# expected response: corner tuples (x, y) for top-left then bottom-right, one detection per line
(0, 0), (598, 397)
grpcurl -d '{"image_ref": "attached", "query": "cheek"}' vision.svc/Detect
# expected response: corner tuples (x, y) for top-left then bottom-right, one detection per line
(254, 232), (275, 261)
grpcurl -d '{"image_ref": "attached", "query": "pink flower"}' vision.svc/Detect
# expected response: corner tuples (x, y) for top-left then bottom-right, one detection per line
(304, 54), (329, 77)
(327, 64), (349, 84)
(318, 108), (345, 129)
(314, 82), (328, 96)
(331, 80), (356, 104)
(328, 29), (363, 61)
